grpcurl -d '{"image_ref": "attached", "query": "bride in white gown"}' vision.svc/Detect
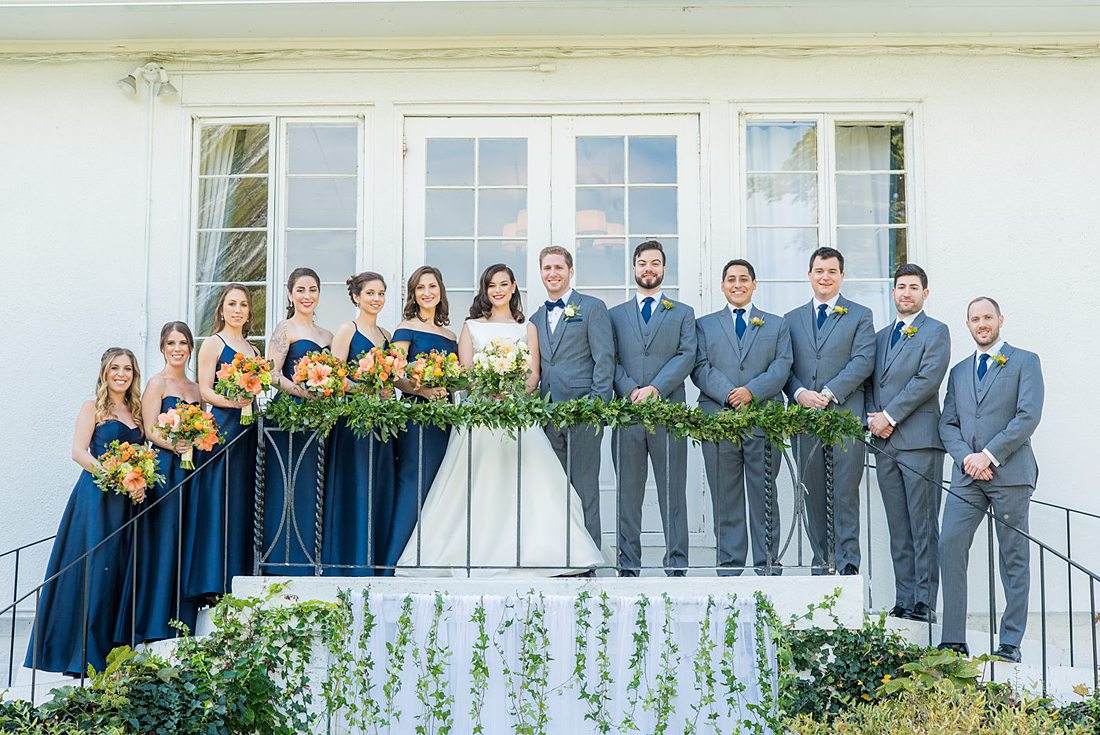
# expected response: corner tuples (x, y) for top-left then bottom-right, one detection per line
(395, 264), (605, 577)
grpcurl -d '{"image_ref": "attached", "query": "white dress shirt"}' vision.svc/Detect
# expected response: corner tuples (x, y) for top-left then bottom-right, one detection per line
(546, 288), (574, 333)
(975, 338), (1006, 466)
(636, 290), (664, 313)
(794, 294), (841, 403)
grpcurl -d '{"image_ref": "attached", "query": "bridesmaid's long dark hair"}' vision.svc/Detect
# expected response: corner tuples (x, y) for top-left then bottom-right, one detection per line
(468, 263), (525, 323)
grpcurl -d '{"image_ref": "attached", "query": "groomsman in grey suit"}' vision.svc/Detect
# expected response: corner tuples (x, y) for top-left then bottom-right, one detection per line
(784, 247), (875, 574)
(866, 264), (950, 623)
(692, 259), (792, 575)
(609, 240), (696, 576)
(938, 297), (1043, 663)
(531, 245), (615, 548)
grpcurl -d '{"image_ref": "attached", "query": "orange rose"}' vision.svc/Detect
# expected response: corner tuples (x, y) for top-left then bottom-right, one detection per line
(122, 468), (145, 494)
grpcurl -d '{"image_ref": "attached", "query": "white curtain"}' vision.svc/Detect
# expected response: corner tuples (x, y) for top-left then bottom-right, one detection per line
(196, 127), (240, 285)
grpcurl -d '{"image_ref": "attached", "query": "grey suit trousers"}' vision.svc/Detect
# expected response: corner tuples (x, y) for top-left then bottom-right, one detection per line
(544, 423), (604, 547)
(875, 447), (944, 608)
(702, 433), (781, 575)
(795, 434), (865, 572)
(939, 482), (1033, 647)
(611, 424), (688, 573)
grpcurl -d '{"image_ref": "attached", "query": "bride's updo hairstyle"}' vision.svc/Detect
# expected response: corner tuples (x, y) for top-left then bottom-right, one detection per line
(469, 263), (525, 323)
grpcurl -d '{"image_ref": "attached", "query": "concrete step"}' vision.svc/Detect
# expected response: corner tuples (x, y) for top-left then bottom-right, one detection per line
(886, 616), (1071, 668)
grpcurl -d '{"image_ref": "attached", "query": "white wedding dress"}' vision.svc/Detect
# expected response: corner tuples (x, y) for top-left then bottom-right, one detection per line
(395, 320), (606, 577)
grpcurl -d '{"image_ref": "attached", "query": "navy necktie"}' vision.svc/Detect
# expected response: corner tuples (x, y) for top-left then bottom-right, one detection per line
(816, 303), (828, 330)
(890, 320), (904, 348)
(734, 308), (746, 340)
(641, 296), (655, 324)
(978, 353), (990, 381)
(545, 299), (565, 311)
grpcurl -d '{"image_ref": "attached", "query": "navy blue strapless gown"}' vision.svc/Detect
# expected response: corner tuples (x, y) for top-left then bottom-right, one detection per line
(183, 341), (257, 600)
(383, 328), (456, 569)
(26, 420), (142, 675)
(262, 339), (329, 576)
(115, 397), (199, 645)
(323, 328), (397, 576)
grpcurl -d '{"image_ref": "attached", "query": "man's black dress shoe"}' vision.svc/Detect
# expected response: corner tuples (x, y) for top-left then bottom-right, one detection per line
(905, 602), (936, 623)
(993, 644), (1022, 663)
(937, 641), (970, 656)
(668, 569), (687, 577)
(840, 563), (859, 576)
(888, 605), (910, 619)
(618, 569), (639, 578)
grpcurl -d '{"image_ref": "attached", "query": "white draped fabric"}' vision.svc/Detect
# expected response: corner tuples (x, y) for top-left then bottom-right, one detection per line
(327, 589), (776, 734)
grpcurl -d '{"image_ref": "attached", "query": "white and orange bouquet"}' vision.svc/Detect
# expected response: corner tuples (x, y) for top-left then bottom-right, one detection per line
(292, 350), (350, 398)
(214, 353), (273, 424)
(407, 350), (468, 400)
(470, 337), (531, 398)
(352, 345), (408, 396)
(155, 403), (223, 469)
(94, 440), (164, 504)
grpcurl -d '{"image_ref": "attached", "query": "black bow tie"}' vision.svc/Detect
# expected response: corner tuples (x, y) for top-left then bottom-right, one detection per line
(545, 299), (565, 310)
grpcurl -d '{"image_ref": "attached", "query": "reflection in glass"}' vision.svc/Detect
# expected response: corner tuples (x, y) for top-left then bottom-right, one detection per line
(747, 227), (819, 279)
(479, 138), (527, 186)
(195, 284), (267, 337)
(835, 174), (905, 225)
(198, 177), (268, 230)
(629, 187), (678, 235)
(477, 241), (528, 289)
(576, 188), (625, 232)
(426, 139), (475, 186)
(628, 137), (676, 184)
(576, 238), (626, 288)
(200, 125), (269, 176)
(425, 189), (475, 237)
(196, 231), (267, 284)
(836, 227), (907, 279)
(836, 124), (904, 171)
(287, 124), (358, 175)
(746, 123), (817, 172)
(746, 174), (818, 226)
(425, 240), (476, 289)
(285, 231), (356, 284)
(576, 137), (625, 185)
(287, 178), (357, 228)
(478, 189), (527, 237)
(629, 237), (678, 285)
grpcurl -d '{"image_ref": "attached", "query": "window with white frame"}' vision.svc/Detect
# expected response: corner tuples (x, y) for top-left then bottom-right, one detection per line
(742, 114), (909, 325)
(191, 118), (362, 349)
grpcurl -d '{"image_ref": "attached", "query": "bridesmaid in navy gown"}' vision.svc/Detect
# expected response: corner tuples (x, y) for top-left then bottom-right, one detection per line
(116, 322), (200, 643)
(264, 267), (334, 576)
(188, 285), (259, 605)
(26, 348), (144, 675)
(325, 272), (396, 576)
(384, 266), (457, 571)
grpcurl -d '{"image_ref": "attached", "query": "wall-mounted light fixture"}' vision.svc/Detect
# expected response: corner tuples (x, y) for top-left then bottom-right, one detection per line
(117, 62), (177, 97)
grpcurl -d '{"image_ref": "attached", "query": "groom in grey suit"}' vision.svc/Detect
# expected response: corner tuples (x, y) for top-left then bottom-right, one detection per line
(609, 240), (696, 576)
(866, 264), (950, 623)
(938, 296), (1043, 663)
(784, 247), (875, 574)
(692, 259), (792, 575)
(531, 245), (615, 547)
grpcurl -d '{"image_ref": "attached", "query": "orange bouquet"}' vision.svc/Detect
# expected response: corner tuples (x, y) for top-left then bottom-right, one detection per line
(291, 350), (350, 398)
(407, 350), (468, 400)
(352, 345), (408, 396)
(214, 353), (273, 424)
(155, 403), (223, 470)
(94, 440), (163, 504)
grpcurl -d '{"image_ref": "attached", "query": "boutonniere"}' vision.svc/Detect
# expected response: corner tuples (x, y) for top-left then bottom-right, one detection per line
(660, 298), (674, 311)
(562, 304), (580, 320)
(991, 353), (1007, 368)
(902, 325), (918, 339)
(833, 306), (848, 316)
(750, 316), (765, 327)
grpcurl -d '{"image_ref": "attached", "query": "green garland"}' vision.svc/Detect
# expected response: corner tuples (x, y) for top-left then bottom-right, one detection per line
(261, 393), (864, 448)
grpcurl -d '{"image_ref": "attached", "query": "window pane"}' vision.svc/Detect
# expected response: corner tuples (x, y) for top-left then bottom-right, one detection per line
(425, 189), (475, 237)
(477, 240), (527, 289)
(479, 189), (527, 237)
(479, 138), (527, 186)
(286, 231), (356, 284)
(746, 174), (817, 226)
(194, 284), (266, 338)
(196, 231), (267, 283)
(628, 137), (676, 184)
(426, 139), (475, 186)
(425, 239), (476, 289)
(835, 227), (907, 279)
(746, 123), (817, 171)
(200, 125), (268, 176)
(840, 280), (891, 328)
(585, 288), (629, 309)
(576, 237), (626, 288)
(288, 124), (358, 175)
(629, 187), (678, 235)
(287, 178), (357, 228)
(576, 137), (625, 185)
(576, 188), (625, 234)
(446, 291), (475, 324)
(835, 173), (905, 225)
(630, 237), (677, 286)
(747, 227), (819, 280)
(198, 177), (267, 229)
(311, 282), (351, 332)
(836, 123), (904, 171)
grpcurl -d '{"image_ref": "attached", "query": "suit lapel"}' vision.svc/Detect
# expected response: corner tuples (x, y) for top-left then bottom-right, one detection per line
(549, 294), (576, 357)
(977, 342), (1011, 405)
(717, 307), (742, 359)
(534, 307), (551, 361)
(816, 296), (846, 349)
(739, 306), (763, 363)
(643, 297), (670, 349)
(883, 311), (926, 376)
(627, 299), (646, 347)
(802, 300), (817, 348)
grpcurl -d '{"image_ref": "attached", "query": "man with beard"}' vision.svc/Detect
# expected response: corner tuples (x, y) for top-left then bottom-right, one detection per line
(608, 240), (697, 576)
(937, 297), (1043, 663)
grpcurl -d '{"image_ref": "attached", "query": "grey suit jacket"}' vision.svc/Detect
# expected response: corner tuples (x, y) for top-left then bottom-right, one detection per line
(691, 306), (793, 414)
(938, 343), (1043, 488)
(609, 296), (697, 404)
(531, 290), (615, 402)
(783, 295), (876, 418)
(867, 311), (950, 452)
